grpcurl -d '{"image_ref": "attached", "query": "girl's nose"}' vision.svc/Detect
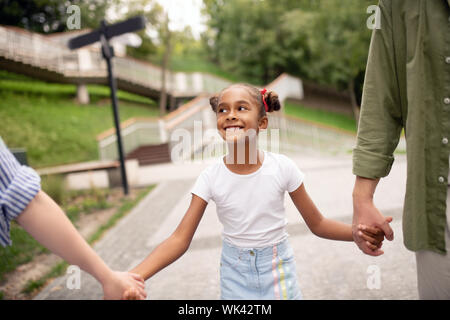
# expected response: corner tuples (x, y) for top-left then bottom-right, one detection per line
(226, 110), (237, 121)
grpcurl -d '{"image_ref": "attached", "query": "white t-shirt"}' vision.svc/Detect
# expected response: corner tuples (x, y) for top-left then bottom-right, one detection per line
(191, 150), (304, 248)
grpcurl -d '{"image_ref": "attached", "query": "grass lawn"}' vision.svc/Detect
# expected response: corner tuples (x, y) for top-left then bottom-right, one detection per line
(284, 101), (357, 133)
(0, 70), (160, 168)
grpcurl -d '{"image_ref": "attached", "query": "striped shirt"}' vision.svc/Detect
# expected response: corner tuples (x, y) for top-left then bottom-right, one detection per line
(0, 137), (41, 247)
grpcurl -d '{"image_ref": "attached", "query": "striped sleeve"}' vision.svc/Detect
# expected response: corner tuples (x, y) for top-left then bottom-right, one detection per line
(0, 141), (41, 247)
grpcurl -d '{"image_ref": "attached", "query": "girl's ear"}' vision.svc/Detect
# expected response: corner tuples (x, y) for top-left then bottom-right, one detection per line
(259, 115), (268, 130)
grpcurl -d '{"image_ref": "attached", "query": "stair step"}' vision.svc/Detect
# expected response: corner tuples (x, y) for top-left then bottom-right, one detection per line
(139, 159), (171, 164)
(128, 151), (169, 157)
(125, 143), (171, 165)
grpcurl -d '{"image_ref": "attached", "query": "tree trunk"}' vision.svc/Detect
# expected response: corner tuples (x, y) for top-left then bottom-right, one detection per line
(348, 78), (360, 129)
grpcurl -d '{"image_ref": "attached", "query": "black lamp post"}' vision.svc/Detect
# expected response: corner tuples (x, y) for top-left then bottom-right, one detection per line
(68, 16), (146, 195)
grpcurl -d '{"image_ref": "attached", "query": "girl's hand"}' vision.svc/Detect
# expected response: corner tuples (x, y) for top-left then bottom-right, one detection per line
(357, 224), (385, 251)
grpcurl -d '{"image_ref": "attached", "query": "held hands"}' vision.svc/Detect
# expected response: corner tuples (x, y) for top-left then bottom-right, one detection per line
(352, 177), (394, 256)
(102, 271), (147, 300)
(352, 210), (393, 256)
(122, 286), (144, 300)
(356, 224), (388, 251)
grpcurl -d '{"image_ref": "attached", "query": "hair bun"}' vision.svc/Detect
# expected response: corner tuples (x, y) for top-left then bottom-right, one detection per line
(263, 91), (281, 112)
(209, 95), (219, 112)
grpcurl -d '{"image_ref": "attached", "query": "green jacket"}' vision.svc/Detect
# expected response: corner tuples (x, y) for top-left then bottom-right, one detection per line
(353, 0), (450, 254)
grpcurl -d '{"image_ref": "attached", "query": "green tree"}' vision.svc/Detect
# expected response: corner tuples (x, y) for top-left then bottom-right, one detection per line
(113, 0), (165, 60)
(203, 0), (375, 121)
(278, 0), (373, 121)
(203, 0), (282, 84)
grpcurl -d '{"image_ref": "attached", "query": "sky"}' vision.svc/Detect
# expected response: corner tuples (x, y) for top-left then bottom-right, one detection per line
(155, 0), (207, 39)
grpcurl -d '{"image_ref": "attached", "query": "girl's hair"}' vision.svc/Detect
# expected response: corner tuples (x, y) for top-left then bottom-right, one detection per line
(209, 83), (281, 118)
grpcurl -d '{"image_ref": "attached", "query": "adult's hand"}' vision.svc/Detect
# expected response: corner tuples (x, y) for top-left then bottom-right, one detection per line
(352, 176), (394, 256)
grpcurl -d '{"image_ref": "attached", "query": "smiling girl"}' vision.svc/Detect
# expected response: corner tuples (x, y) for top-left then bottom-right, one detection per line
(125, 83), (386, 300)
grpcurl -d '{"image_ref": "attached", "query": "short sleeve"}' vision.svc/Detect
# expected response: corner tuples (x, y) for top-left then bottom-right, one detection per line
(0, 141), (41, 247)
(280, 155), (305, 193)
(191, 168), (212, 203)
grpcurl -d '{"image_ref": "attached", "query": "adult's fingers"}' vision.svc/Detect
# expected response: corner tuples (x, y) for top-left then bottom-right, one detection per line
(366, 242), (377, 251)
(138, 286), (147, 299)
(357, 239), (384, 256)
(377, 217), (394, 241)
(359, 231), (378, 245)
(359, 224), (382, 236)
(130, 273), (145, 283)
(123, 288), (145, 300)
(133, 279), (145, 290)
(363, 247), (384, 256)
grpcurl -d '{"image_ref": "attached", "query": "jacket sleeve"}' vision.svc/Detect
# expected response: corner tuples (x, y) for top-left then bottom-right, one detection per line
(353, 0), (404, 179)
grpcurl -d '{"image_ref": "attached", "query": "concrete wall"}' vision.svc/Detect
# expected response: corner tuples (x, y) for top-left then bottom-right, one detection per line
(65, 159), (140, 190)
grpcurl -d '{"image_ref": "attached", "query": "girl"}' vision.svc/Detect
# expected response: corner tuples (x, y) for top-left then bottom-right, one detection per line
(125, 84), (387, 300)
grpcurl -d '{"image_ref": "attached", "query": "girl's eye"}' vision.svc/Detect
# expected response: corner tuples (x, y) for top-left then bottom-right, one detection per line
(218, 108), (227, 113)
(238, 106), (247, 111)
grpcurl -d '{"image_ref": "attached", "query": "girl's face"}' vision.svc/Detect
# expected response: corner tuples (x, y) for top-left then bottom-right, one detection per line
(216, 86), (268, 143)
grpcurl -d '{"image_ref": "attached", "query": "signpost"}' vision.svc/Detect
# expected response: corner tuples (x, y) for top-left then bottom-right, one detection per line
(68, 16), (146, 195)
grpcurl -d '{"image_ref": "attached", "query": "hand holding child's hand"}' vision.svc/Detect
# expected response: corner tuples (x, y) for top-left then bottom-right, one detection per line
(102, 271), (146, 300)
(357, 224), (385, 251)
(122, 286), (145, 300)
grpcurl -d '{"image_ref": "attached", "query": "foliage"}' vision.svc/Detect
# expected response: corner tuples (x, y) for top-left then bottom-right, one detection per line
(203, 0), (374, 100)
(112, 0), (165, 60)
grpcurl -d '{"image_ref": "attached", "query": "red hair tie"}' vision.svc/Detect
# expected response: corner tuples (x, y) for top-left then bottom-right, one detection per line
(261, 88), (269, 112)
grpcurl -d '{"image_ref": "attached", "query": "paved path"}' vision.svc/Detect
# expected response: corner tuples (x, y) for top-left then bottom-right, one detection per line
(35, 151), (417, 300)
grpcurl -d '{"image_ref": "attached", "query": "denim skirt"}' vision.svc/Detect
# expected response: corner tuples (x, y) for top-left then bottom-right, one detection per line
(220, 239), (302, 300)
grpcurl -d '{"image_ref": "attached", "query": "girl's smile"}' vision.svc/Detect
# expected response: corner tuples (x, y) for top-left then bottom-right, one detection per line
(216, 87), (267, 143)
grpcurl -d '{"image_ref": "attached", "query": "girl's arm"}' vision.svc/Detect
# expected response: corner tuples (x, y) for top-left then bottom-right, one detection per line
(130, 194), (208, 281)
(289, 184), (353, 241)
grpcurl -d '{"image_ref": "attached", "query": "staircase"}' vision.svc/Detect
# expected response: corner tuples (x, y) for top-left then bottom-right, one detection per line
(125, 143), (171, 165)
(0, 25), (232, 101)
